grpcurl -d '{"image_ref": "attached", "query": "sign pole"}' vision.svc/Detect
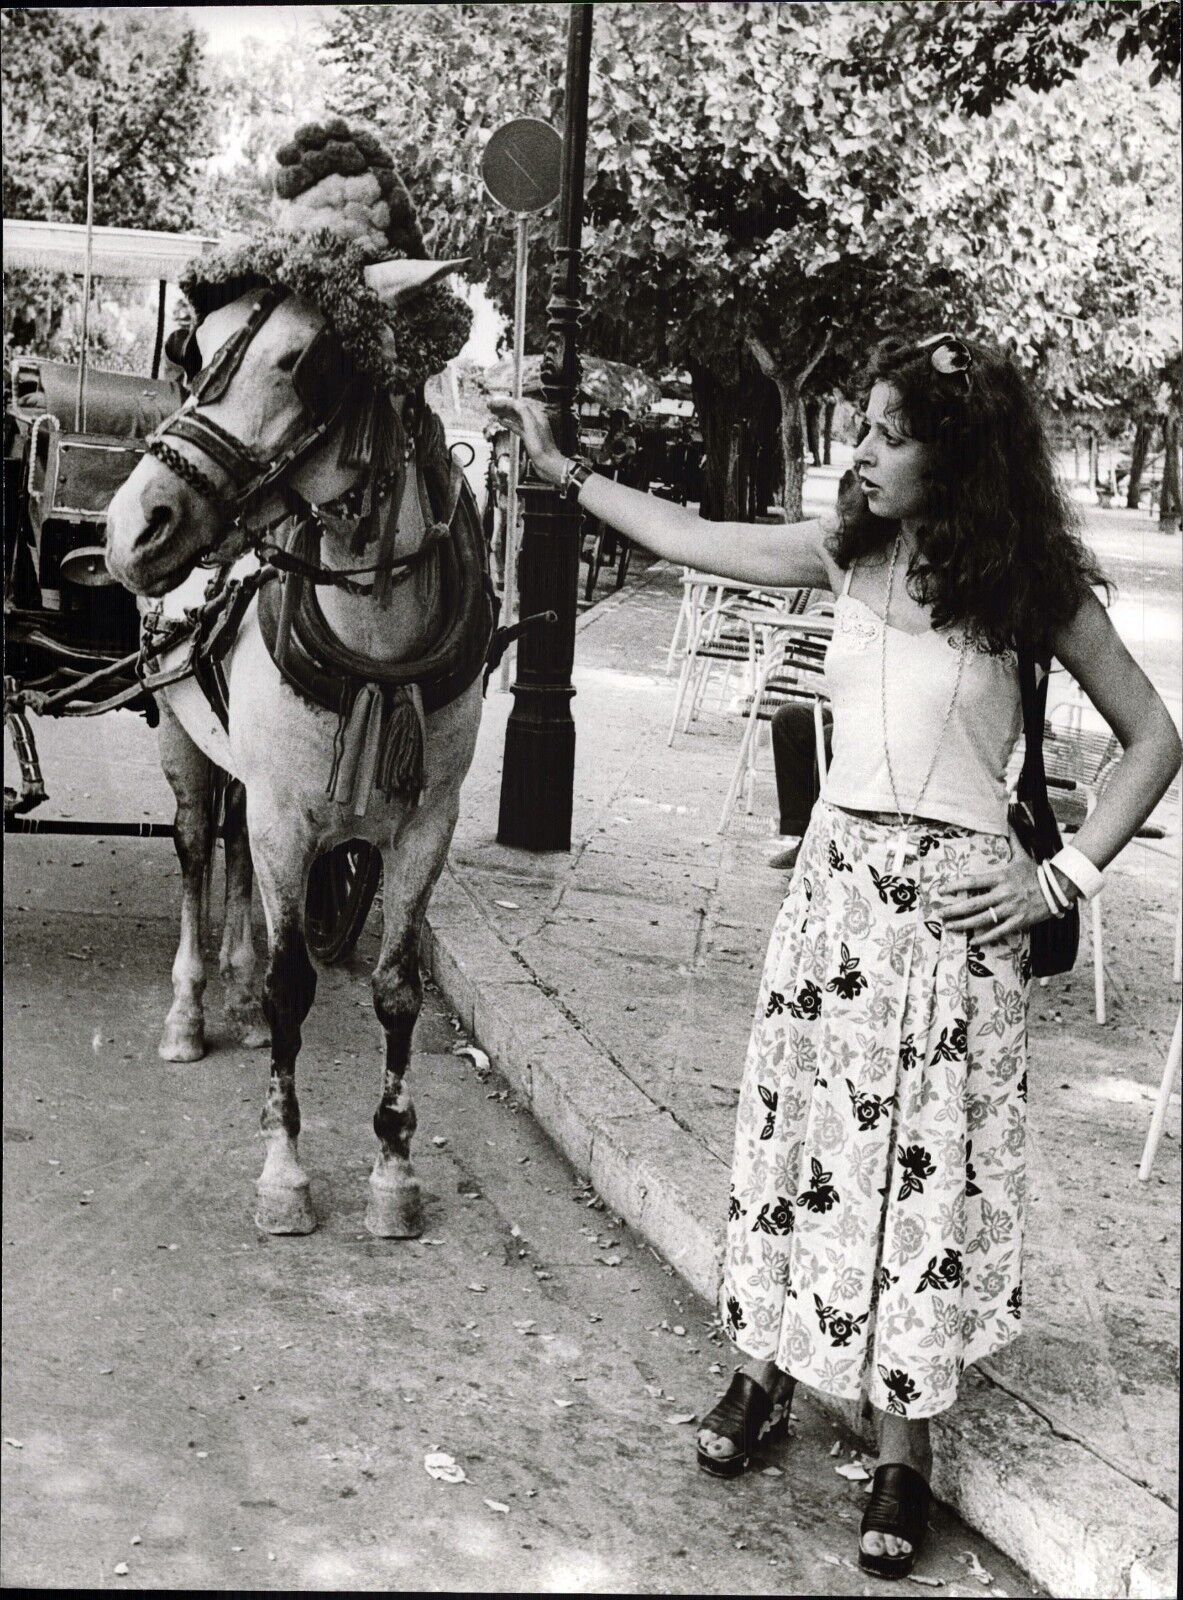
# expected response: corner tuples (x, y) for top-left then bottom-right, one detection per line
(500, 212), (530, 692)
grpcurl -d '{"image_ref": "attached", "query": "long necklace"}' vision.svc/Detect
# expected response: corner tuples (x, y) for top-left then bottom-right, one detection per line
(879, 533), (969, 873)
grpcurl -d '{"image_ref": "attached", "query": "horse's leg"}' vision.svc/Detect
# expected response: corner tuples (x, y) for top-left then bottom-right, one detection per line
(366, 794), (460, 1239)
(251, 814), (319, 1234)
(158, 702), (213, 1063)
(218, 778), (268, 1048)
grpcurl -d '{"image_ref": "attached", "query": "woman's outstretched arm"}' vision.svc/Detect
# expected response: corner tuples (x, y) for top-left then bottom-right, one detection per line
(489, 396), (836, 591)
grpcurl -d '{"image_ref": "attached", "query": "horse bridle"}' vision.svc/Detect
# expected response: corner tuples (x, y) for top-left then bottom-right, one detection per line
(146, 284), (356, 546)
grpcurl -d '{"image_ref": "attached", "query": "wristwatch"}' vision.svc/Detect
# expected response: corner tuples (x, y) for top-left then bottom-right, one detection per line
(559, 454), (595, 499)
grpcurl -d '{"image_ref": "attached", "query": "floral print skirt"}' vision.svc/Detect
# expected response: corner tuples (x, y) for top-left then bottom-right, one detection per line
(721, 802), (1030, 1419)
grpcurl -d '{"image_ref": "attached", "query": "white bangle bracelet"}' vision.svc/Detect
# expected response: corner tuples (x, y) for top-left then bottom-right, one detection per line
(1042, 859), (1073, 912)
(1051, 844), (1104, 901)
(1043, 857), (1069, 921)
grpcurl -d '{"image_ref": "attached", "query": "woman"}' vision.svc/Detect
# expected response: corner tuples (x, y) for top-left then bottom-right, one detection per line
(490, 334), (1181, 1579)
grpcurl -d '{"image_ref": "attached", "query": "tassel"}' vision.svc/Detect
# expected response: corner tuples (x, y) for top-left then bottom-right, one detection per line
(328, 682), (380, 810)
(375, 684), (425, 801)
(336, 381), (379, 471)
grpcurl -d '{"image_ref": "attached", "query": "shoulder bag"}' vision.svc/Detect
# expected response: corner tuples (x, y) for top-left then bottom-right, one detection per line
(1008, 645), (1080, 978)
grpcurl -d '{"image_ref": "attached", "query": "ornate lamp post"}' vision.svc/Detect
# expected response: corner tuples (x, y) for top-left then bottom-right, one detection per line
(497, 4), (594, 851)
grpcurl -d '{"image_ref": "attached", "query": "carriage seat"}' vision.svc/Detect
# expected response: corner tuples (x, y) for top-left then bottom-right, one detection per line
(11, 358), (183, 440)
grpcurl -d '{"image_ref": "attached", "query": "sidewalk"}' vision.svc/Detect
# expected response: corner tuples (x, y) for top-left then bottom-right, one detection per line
(424, 506), (1181, 1598)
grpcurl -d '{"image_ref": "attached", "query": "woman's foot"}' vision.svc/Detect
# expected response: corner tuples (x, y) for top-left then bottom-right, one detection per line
(696, 1356), (795, 1471)
(860, 1414), (932, 1565)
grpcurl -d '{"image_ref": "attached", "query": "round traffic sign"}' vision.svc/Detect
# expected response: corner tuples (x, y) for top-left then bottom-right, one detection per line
(481, 118), (563, 215)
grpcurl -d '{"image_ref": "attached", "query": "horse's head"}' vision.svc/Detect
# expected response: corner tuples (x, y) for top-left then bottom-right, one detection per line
(105, 258), (465, 598)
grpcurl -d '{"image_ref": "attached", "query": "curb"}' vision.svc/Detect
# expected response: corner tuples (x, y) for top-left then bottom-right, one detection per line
(422, 870), (1176, 1598)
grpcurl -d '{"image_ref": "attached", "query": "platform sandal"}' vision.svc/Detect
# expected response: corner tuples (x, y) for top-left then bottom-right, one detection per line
(858, 1462), (931, 1580)
(695, 1370), (787, 1479)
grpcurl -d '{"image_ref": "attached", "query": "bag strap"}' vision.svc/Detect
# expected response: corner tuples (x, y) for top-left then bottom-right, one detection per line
(1016, 641), (1052, 816)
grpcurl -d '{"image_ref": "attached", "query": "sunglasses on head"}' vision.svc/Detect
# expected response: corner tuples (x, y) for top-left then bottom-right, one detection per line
(914, 332), (973, 386)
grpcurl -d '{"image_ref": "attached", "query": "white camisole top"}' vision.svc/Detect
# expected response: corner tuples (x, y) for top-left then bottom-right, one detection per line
(821, 565), (1023, 836)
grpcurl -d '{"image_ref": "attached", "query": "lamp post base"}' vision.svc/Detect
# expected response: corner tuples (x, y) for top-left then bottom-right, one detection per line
(496, 684), (576, 851)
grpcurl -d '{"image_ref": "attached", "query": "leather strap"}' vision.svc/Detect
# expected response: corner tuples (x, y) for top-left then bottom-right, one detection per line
(860, 1462), (931, 1542)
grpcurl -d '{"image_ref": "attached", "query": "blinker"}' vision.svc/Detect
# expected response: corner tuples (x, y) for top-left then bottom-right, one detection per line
(294, 332), (360, 422)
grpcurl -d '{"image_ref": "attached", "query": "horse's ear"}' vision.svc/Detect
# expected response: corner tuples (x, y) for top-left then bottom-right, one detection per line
(363, 258), (469, 304)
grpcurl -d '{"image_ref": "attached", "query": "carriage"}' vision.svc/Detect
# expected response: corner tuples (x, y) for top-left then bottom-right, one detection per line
(3, 218), (381, 962)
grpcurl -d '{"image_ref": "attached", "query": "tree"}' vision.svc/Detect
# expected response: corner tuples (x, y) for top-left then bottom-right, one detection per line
(2, 8), (214, 229)
(315, 4), (1180, 522)
(320, 4), (569, 347)
(841, 0), (1179, 117)
(2, 8), (216, 367)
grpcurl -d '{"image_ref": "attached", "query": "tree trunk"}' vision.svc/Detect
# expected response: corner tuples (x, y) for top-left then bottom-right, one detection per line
(773, 378), (807, 523)
(689, 359), (747, 522)
(823, 401), (834, 467)
(1159, 413), (1181, 533)
(1126, 416), (1151, 509)
(804, 400), (821, 468)
(1072, 432), (1080, 482)
(1088, 431), (1099, 486)
(747, 329), (830, 525)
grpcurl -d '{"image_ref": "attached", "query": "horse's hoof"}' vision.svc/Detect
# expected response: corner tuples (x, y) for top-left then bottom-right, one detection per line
(224, 1001), (269, 1049)
(158, 1024), (205, 1063)
(365, 1179), (422, 1239)
(255, 1182), (317, 1235)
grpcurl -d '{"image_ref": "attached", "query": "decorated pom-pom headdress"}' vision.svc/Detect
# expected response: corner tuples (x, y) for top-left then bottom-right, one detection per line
(181, 117), (471, 393)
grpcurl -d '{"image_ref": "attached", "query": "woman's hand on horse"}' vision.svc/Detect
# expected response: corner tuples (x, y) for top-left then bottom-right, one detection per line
(488, 397), (565, 484)
(936, 858), (1063, 945)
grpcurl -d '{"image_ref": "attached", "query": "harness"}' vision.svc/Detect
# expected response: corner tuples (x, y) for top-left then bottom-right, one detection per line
(137, 302), (552, 811)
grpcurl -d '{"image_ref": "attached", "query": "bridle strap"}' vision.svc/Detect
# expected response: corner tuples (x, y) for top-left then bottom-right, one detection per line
(145, 283), (344, 530)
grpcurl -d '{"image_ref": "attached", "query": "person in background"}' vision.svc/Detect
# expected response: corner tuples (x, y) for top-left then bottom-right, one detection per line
(768, 699), (834, 870)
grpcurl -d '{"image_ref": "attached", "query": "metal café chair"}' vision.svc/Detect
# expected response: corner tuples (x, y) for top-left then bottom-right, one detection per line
(666, 575), (816, 746)
(717, 609), (834, 834)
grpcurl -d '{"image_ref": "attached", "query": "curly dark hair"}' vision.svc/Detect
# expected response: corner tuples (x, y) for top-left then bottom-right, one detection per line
(829, 336), (1110, 655)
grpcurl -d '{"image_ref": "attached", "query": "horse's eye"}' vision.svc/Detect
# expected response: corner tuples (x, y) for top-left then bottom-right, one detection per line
(275, 348), (300, 374)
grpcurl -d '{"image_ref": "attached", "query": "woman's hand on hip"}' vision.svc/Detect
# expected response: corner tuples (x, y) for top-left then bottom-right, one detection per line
(488, 397), (566, 485)
(936, 857), (1059, 945)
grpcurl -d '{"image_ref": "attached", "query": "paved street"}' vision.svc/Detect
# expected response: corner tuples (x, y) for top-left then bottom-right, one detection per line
(1, 834), (1034, 1593)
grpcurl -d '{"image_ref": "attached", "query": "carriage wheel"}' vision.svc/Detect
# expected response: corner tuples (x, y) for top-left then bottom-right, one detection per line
(304, 840), (382, 965)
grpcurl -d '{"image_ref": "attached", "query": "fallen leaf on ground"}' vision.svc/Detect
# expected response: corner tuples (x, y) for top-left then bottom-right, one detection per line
(453, 1045), (490, 1072)
(907, 1576), (944, 1588)
(483, 1498), (510, 1514)
(424, 1451), (467, 1483)
(597, 1255), (621, 1267)
(835, 1461), (870, 1481)
(4, 1438), (24, 1449)
(960, 1550), (993, 1584)
(113, 1562), (129, 1577)
(829, 1439), (843, 1456)
(432, 1136), (448, 1147)
(467, 1283), (488, 1294)
(761, 1466), (783, 1477)
(129, 1537), (142, 1547)
(493, 900), (520, 910)
(552, 1398), (575, 1409)
(665, 1413), (697, 1425)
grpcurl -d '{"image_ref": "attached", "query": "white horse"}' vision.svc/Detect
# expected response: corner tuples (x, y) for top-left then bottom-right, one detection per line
(106, 259), (486, 1239)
